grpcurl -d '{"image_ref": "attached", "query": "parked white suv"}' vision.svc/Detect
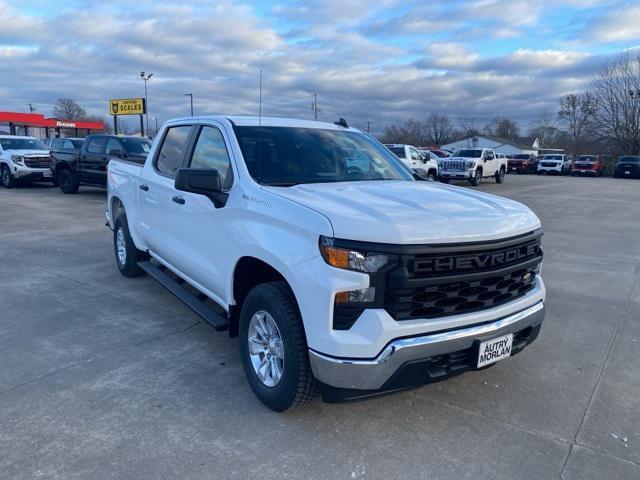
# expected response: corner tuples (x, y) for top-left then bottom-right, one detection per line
(107, 116), (545, 411)
(537, 154), (571, 175)
(385, 143), (438, 180)
(438, 148), (507, 186)
(0, 135), (53, 188)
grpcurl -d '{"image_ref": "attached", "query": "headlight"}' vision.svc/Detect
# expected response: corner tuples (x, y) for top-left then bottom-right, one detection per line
(11, 155), (24, 164)
(319, 236), (391, 273)
(466, 160), (476, 169)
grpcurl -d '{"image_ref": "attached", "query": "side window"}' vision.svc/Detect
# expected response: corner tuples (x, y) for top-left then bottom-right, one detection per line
(106, 138), (123, 155)
(410, 148), (420, 160)
(189, 126), (233, 189)
(156, 126), (192, 177)
(62, 140), (74, 150)
(87, 137), (106, 154)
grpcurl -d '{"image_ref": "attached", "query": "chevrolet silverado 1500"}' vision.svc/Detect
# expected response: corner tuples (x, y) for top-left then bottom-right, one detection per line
(107, 116), (546, 411)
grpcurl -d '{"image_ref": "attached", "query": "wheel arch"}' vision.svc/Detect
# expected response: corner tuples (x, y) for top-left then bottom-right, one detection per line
(229, 256), (299, 338)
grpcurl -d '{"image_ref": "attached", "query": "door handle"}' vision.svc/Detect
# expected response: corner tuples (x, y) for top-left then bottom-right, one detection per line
(172, 196), (185, 205)
(139, 184), (149, 191)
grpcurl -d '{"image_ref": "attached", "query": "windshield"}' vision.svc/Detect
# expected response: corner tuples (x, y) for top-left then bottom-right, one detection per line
(577, 155), (596, 161)
(512, 154), (531, 160)
(619, 156), (640, 163)
(543, 155), (562, 160)
(0, 138), (47, 150)
(454, 149), (483, 158)
(386, 146), (407, 158)
(233, 127), (414, 186)
(121, 138), (152, 155)
(70, 140), (84, 149)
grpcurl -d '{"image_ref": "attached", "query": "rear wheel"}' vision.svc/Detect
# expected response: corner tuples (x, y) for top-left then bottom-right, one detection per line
(1, 164), (14, 188)
(240, 282), (318, 411)
(57, 168), (79, 194)
(113, 214), (147, 277)
(495, 167), (505, 184)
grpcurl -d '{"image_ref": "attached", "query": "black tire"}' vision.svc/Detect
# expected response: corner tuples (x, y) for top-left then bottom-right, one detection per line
(1, 164), (14, 188)
(427, 170), (437, 181)
(239, 282), (318, 411)
(57, 168), (79, 194)
(439, 178), (450, 184)
(113, 214), (147, 277)
(495, 167), (505, 184)
(469, 169), (482, 186)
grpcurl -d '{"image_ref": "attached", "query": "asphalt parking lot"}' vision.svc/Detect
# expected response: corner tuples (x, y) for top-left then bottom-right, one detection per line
(1, 174), (639, 480)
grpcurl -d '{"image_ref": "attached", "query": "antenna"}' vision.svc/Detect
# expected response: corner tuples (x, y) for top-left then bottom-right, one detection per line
(311, 93), (321, 120)
(259, 68), (263, 126)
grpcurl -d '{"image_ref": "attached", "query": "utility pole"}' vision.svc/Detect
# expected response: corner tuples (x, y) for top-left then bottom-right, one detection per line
(311, 93), (320, 121)
(140, 71), (154, 136)
(29, 104), (36, 113)
(366, 121), (371, 134)
(258, 68), (263, 125)
(185, 93), (194, 116)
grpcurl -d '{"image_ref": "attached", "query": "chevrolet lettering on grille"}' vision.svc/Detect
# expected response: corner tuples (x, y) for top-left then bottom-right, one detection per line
(413, 242), (541, 275)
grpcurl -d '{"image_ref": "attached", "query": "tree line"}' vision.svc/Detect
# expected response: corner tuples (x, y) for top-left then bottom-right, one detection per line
(380, 51), (640, 157)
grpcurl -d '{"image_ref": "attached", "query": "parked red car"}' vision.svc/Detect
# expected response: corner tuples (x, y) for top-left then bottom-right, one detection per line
(419, 146), (450, 158)
(571, 155), (605, 176)
(507, 154), (538, 174)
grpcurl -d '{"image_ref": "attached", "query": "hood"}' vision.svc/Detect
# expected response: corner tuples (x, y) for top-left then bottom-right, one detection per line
(5, 149), (50, 157)
(265, 181), (541, 244)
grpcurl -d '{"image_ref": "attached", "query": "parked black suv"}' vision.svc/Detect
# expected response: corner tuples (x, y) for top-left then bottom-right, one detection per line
(51, 135), (151, 193)
(613, 156), (640, 179)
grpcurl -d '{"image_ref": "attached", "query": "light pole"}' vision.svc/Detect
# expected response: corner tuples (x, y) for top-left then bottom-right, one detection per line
(140, 71), (154, 136)
(151, 117), (159, 137)
(185, 93), (194, 116)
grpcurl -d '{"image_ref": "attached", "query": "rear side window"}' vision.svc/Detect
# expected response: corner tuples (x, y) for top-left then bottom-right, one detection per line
(156, 126), (192, 177)
(189, 126), (233, 189)
(62, 140), (76, 150)
(87, 137), (106, 154)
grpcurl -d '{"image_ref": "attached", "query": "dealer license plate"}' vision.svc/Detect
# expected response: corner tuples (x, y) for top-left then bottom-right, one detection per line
(43, 171), (52, 177)
(625, 171), (630, 175)
(477, 333), (513, 368)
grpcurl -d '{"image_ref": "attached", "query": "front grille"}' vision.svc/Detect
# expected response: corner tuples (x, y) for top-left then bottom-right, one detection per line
(383, 231), (543, 321)
(24, 157), (51, 168)
(385, 267), (538, 320)
(540, 162), (558, 167)
(443, 160), (466, 171)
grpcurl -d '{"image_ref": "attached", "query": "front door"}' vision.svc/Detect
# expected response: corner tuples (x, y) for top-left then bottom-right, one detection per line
(81, 136), (107, 184)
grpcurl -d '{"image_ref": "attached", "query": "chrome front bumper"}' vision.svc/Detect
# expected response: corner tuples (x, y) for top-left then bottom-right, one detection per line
(309, 301), (545, 390)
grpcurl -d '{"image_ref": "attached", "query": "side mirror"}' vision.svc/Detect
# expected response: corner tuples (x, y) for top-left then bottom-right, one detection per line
(175, 168), (228, 207)
(108, 148), (125, 158)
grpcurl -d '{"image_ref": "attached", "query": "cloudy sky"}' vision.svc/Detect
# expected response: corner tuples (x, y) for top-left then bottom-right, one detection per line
(1, 0), (639, 133)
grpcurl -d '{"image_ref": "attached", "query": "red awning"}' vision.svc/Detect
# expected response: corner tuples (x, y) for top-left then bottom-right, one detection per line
(0, 111), (104, 130)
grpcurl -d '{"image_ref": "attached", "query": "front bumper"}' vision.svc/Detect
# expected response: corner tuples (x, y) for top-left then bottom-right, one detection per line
(309, 300), (545, 394)
(12, 163), (53, 180)
(438, 169), (474, 179)
(508, 163), (531, 173)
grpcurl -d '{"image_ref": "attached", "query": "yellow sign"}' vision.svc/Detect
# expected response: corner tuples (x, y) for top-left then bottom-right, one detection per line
(109, 98), (145, 116)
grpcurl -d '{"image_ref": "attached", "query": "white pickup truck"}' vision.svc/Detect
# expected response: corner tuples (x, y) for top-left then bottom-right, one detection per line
(0, 135), (53, 188)
(437, 148), (507, 186)
(107, 116), (546, 411)
(384, 143), (438, 180)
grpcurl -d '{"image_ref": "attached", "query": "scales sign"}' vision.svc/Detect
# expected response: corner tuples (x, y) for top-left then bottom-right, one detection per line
(109, 98), (145, 116)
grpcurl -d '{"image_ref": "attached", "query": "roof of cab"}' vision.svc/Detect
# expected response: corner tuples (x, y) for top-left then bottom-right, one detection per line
(167, 115), (360, 132)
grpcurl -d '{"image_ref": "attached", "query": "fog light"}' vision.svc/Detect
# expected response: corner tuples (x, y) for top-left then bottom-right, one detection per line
(335, 287), (376, 304)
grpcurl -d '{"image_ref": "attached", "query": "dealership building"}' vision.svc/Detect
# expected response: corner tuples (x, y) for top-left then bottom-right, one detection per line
(0, 111), (104, 138)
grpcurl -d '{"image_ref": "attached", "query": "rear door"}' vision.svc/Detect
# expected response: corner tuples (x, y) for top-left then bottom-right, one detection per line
(483, 150), (498, 174)
(138, 124), (194, 270)
(81, 136), (107, 184)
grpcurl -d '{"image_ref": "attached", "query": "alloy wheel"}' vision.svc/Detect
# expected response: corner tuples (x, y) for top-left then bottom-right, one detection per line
(247, 310), (285, 387)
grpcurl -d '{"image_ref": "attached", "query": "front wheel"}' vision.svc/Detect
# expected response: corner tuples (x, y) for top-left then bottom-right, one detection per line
(469, 169), (482, 186)
(239, 282), (318, 411)
(1, 164), (14, 188)
(495, 168), (505, 184)
(57, 169), (79, 194)
(427, 170), (437, 181)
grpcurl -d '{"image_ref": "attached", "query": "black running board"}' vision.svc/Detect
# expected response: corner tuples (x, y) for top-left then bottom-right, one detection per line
(137, 261), (229, 331)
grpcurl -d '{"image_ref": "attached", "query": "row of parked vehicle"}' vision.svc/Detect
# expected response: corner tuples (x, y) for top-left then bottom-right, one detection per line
(0, 134), (151, 190)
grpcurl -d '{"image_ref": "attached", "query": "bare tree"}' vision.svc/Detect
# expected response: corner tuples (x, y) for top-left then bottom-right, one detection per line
(425, 112), (453, 146)
(459, 116), (482, 138)
(484, 117), (520, 140)
(530, 110), (556, 147)
(588, 52), (640, 155)
(52, 98), (86, 120)
(558, 93), (597, 155)
(381, 119), (427, 146)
